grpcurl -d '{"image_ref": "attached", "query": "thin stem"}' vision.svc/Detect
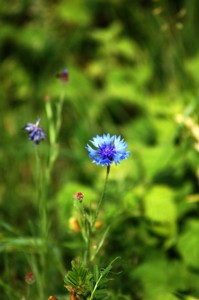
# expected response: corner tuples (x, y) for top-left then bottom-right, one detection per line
(34, 147), (48, 299)
(34, 147), (42, 208)
(89, 273), (103, 300)
(45, 90), (65, 186)
(76, 201), (92, 267)
(82, 166), (110, 267)
(84, 217), (92, 267)
(34, 148), (48, 238)
(55, 90), (65, 136)
(92, 165), (110, 228)
(26, 285), (30, 300)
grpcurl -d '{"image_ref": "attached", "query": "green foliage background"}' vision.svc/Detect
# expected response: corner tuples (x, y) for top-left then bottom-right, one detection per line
(1, 0), (199, 299)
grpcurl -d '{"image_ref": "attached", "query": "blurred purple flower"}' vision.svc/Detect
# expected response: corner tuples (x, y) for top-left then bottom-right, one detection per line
(24, 118), (46, 144)
(56, 69), (69, 83)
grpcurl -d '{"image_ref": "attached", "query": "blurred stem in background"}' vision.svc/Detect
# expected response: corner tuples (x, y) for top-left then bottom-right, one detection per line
(45, 90), (65, 188)
(29, 79), (66, 299)
(34, 146), (48, 299)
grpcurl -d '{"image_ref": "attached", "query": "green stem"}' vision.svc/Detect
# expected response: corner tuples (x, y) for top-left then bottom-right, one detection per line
(45, 90), (65, 185)
(34, 147), (48, 299)
(55, 90), (65, 136)
(34, 147), (42, 208)
(89, 273), (103, 300)
(84, 218), (91, 267)
(77, 202), (91, 267)
(26, 285), (30, 300)
(82, 166), (110, 266)
(92, 165), (110, 228)
(35, 147), (48, 238)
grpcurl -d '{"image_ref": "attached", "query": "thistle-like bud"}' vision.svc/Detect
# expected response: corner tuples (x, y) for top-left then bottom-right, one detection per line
(25, 272), (35, 285)
(73, 192), (84, 202)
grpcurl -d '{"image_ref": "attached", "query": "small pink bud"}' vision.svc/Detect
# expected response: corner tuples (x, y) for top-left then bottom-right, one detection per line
(44, 94), (50, 102)
(25, 272), (35, 285)
(73, 192), (84, 202)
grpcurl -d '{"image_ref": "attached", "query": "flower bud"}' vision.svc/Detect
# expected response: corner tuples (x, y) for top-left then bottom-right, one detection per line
(25, 272), (35, 285)
(73, 192), (84, 202)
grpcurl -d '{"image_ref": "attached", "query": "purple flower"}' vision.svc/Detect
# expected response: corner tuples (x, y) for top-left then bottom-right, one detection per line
(24, 118), (46, 144)
(86, 134), (130, 166)
(56, 69), (69, 83)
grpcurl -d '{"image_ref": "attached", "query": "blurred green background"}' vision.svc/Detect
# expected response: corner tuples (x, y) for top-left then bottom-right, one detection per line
(1, 0), (199, 299)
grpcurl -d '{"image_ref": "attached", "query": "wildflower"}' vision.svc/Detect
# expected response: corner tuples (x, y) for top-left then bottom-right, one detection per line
(73, 192), (84, 202)
(56, 69), (69, 83)
(86, 134), (130, 166)
(24, 118), (46, 144)
(25, 272), (35, 285)
(48, 296), (59, 300)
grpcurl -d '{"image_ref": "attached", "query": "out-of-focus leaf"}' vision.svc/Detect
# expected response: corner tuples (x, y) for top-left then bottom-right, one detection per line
(133, 258), (197, 300)
(143, 185), (176, 239)
(177, 220), (199, 268)
(144, 185), (176, 223)
(138, 144), (175, 181)
(56, 0), (91, 25)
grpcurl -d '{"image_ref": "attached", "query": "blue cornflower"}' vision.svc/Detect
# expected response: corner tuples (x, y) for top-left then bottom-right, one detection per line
(86, 134), (130, 166)
(24, 118), (46, 144)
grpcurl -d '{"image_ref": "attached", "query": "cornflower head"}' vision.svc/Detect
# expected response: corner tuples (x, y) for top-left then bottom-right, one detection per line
(24, 118), (46, 144)
(86, 134), (130, 166)
(56, 68), (69, 83)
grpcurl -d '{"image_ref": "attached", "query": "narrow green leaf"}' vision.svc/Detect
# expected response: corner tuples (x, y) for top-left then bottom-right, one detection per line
(94, 265), (99, 282)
